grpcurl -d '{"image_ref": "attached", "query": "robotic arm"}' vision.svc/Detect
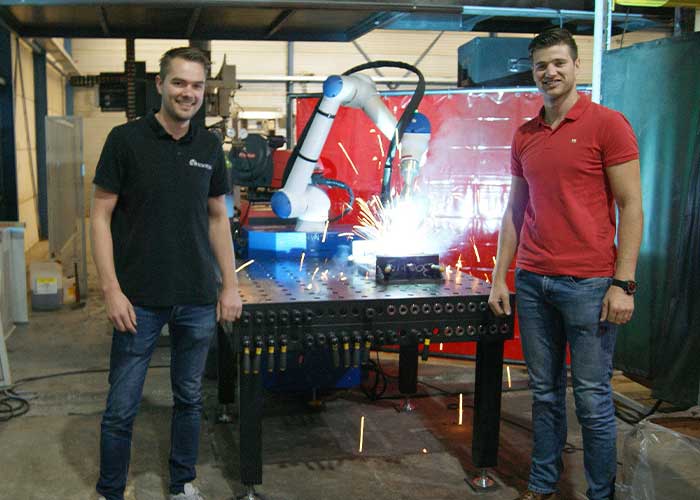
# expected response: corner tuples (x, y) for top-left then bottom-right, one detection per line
(271, 73), (430, 232)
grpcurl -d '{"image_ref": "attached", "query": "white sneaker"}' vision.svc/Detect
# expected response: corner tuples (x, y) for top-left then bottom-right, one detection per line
(170, 482), (204, 500)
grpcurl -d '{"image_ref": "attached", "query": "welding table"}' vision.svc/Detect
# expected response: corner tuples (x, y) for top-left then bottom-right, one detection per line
(217, 258), (514, 492)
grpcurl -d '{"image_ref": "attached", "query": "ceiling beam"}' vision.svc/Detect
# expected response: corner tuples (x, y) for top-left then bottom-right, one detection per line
(97, 6), (110, 36)
(185, 7), (202, 38)
(345, 11), (406, 41)
(266, 9), (294, 38)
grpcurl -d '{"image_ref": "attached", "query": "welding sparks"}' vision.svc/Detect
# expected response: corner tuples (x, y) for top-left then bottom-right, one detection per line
(472, 242), (481, 263)
(458, 393), (463, 425)
(322, 220), (329, 243)
(377, 134), (385, 157)
(235, 259), (254, 273)
(492, 256), (497, 266)
(439, 342), (444, 351)
(506, 365), (512, 389)
(311, 266), (320, 280)
(299, 252), (306, 271)
(338, 142), (359, 176)
(359, 415), (365, 453)
(456, 254), (463, 269)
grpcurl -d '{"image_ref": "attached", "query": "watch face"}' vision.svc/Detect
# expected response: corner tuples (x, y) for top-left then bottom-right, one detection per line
(627, 281), (637, 294)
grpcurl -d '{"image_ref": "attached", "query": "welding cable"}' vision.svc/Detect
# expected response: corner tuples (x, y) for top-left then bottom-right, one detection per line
(0, 365), (172, 422)
(0, 389), (30, 422)
(12, 365), (170, 386)
(342, 61), (426, 203)
(360, 354), (389, 401)
(311, 173), (355, 222)
(614, 399), (665, 425)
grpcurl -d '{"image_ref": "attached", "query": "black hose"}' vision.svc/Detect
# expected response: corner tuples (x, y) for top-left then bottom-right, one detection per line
(342, 61), (426, 203)
(311, 173), (355, 222)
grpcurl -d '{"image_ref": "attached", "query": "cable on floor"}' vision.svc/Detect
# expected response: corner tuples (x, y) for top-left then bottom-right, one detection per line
(0, 389), (30, 422)
(0, 365), (171, 422)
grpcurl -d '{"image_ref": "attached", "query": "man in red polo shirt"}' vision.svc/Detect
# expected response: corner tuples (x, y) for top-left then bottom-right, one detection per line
(489, 29), (643, 500)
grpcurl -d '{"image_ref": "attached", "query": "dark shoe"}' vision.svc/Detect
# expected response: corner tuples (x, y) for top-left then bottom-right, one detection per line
(513, 490), (557, 500)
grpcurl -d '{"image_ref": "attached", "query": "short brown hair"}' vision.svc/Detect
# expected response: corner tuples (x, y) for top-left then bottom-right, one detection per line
(159, 47), (211, 80)
(528, 28), (578, 61)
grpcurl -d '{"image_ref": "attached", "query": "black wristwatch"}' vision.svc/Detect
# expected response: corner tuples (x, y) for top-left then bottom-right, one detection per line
(611, 279), (638, 295)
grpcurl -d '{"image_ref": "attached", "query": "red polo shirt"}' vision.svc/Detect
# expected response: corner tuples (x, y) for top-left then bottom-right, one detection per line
(511, 94), (639, 277)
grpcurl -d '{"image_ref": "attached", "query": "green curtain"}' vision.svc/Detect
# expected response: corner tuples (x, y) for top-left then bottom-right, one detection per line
(603, 33), (700, 407)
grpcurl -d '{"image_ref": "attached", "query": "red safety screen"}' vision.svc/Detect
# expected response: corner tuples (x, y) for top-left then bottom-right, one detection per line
(296, 92), (544, 361)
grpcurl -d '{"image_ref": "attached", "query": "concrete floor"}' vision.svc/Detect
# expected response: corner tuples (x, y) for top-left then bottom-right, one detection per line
(2, 250), (697, 500)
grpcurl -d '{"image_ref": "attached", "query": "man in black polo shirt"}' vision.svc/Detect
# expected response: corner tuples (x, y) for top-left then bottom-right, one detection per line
(91, 47), (242, 500)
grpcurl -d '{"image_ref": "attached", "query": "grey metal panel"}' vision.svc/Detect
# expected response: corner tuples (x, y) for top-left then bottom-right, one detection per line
(46, 116), (88, 300)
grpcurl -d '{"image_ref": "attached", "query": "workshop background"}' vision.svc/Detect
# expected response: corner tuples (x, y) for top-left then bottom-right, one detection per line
(1, 2), (699, 500)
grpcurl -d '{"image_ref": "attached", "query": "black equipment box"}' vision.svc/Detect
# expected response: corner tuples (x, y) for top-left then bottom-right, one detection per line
(458, 37), (534, 87)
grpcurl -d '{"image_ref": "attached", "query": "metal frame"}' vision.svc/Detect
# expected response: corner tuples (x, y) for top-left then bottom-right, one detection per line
(33, 47), (48, 239)
(217, 258), (515, 490)
(0, 1), (669, 41)
(0, 24), (17, 221)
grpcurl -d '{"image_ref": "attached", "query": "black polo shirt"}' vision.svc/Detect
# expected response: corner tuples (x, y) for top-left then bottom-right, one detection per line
(93, 112), (229, 307)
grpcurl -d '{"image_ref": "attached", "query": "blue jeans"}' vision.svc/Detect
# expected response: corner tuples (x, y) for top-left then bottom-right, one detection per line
(515, 269), (617, 500)
(96, 304), (216, 500)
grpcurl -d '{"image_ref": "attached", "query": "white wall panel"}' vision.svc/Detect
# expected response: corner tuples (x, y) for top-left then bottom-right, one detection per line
(47, 65), (65, 115)
(12, 35), (39, 250)
(15, 148), (38, 204)
(13, 96), (36, 152)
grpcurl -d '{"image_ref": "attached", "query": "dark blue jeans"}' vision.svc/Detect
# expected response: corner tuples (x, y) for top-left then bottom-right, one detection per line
(96, 304), (216, 500)
(515, 269), (617, 500)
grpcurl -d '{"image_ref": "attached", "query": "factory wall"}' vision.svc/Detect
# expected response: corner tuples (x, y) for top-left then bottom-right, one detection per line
(11, 35), (67, 250)
(69, 28), (668, 219)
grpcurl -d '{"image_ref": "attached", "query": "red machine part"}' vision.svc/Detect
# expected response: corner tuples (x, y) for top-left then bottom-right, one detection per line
(296, 91), (545, 362)
(271, 149), (292, 189)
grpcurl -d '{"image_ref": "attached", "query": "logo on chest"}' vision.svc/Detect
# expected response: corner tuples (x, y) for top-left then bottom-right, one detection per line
(189, 158), (212, 170)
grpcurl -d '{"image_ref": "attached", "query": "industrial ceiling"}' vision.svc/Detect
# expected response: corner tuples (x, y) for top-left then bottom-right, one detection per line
(0, 1), (673, 42)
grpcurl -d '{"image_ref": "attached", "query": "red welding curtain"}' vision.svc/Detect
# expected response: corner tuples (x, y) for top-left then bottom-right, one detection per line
(296, 91), (544, 361)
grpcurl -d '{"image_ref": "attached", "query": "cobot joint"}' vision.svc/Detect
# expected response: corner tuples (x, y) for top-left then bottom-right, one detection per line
(271, 73), (431, 233)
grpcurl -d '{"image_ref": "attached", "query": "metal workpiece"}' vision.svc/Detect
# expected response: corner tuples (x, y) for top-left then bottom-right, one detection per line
(218, 258), (514, 491)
